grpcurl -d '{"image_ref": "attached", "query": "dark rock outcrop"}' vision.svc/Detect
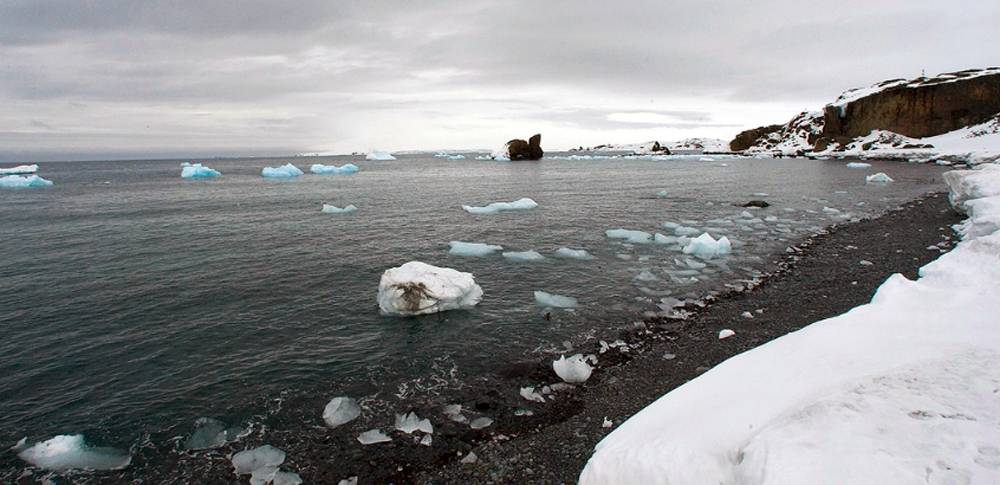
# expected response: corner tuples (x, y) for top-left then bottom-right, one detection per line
(741, 200), (770, 208)
(507, 134), (544, 160)
(730, 124), (782, 151)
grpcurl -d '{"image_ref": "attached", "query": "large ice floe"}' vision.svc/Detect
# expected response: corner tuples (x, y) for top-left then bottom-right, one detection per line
(310, 163), (359, 174)
(462, 197), (538, 214)
(181, 162), (221, 178)
(377, 261), (483, 316)
(365, 150), (396, 161)
(580, 163), (1000, 485)
(261, 163), (304, 178)
(0, 174), (53, 188)
(0, 164), (38, 175)
(15, 434), (131, 471)
(448, 241), (503, 257)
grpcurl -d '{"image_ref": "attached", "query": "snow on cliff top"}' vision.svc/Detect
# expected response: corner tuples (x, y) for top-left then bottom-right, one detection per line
(580, 163), (1000, 484)
(831, 67), (1000, 108)
(580, 138), (730, 153)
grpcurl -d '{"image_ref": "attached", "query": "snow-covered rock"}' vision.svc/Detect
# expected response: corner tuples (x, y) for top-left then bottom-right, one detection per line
(310, 163), (359, 174)
(682, 233), (732, 259)
(377, 261), (483, 316)
(366, 150), (396, 161)
(462, 198), (538, 214)
(181, 162), (221, 178)
(0, 174), (53, 188)
(0, 164), (38, 175)
(16, 435), (131, 471)
(553, 354), (593, 384)
(321, 204), (358, 214)
(323, 397), (361, 428)
(448, 241), (503, 257)
(534, 291), (578, 308)
(261, 163), (303, 178)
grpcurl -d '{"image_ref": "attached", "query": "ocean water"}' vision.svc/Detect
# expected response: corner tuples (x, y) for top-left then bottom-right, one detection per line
(0, 154), (946, 479)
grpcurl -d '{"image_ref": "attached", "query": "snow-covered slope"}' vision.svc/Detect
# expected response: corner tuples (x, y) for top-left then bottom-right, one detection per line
(742, 111), (824, 156)
(580, 164), (1000, 485)
(579, 138), (730, 154)
(816, 115), (1000, 165)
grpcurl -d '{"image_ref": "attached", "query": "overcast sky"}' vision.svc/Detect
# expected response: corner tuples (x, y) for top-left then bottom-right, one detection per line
(1, 0), (997, 161)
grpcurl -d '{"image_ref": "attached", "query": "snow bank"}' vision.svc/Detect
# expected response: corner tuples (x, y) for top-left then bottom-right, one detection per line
(181, 162), (221, 178)
(261, 163), (304, 178)
(377, 261), (483, 316)
(462, 198), (538, 214)
(321, 204), (358, 214)
(580, 163), (1000, 484)
(310, 163), (359, 174)
(448, 241), (503, 257)
(682, 233), (732, 259)
(17, 435), (131, 471)
(534, 291), (578, 308)
(366, 150), (396, 161)
(0, 164), (38, 175)
(0, 174), (53, 188)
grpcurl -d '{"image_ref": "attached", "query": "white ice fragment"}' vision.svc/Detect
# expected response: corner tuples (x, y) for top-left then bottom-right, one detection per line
(261, 163), (303, 178)
(554, 247), (594, 260)
(682, 233), (732, 259)
(366, 150), (396, 160)
(718, 329), (736, 339)
(606, 229), (654, 243)
(0, 174), (54, 188)
(395, 412), (433, 434)
(634, 270), (659, 282)
(656, 190), (669, 198)
(741, 311), (754, 319)
(662, 222), (680, 230)
(420, 434), (433, 446)
(865, 172), (894, 183)
(846, 162), (872, 168)
(534, 291), (578, 308)
(520, 386), (546, 403)
(448, 241), (503, 257)
(462, 198), (538, 215)
(674, 226), (702, 237)
(602, 417), (613, 428)
(514, 409), (534, 417)
(181, 163), (221, 178)
(357, 429), (392, 445)
(503, 250), (545, 262)
(272, 471), (304, 485)
(553, 354), (593, 384)
(653, 233), (678, 245)
(16, 435), (131, 471)
(765, 216), (779, 222)
(232, 445), (286, 475)
(310, 163), (359, 174)
(822, 207), (841, 215)
(338, 477), (359, 485)
(377, 261), (483, 316)
(321, 204), (358, 214)
(185, 417), (244, 450)
(323, 397), (361, 428)
(860, 260), (874, 266)
(0, 164), (38, 175)
(469, 417), (493, 430)
(460, 451), (478, 464)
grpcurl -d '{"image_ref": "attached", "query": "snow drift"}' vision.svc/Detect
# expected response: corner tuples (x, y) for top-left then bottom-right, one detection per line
(377, 261), (483, 316)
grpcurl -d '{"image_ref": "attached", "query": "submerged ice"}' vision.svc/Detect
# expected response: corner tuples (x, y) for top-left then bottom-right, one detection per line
(185, 417), (245, 450)
(503, 250), (545, 262)
(378, 261), (483, 316)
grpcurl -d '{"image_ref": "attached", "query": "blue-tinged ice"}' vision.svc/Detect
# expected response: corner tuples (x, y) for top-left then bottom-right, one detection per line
(0, 174), (53, 188)
(535, 291), (578, 308)
(654, 233), (679, 245)
(449, 241), (503, 257)
(261, 163), (304, 178)
(606, 229), (653, 244)
(503, 250), (545, 262)
(554, 247), (594, 260)
(674, 226), (701, 237)
(866, 172), (894, 183)
(181, 162), (221, 178)
(656, 190), (669, 198)
(16, 434), (131, 471)
(322, 204), (358, 214)
(366, 150), (396, 161)
(448, 154), (466, 160)
(462, 198), (538, 214)
(682, 233), (732, 259)
(310, 163), (359, 174)
(847, 162), (872, 168)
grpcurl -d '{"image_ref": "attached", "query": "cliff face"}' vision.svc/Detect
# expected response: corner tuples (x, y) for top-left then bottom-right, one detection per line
(730, 124), (782, 151)
(821, 69), (1000, 139)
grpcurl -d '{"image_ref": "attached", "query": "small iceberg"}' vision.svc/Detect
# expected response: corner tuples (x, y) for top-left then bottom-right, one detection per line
(261, 163), (304, 178)
(323, 397), (361, 428)
(866, 172), (894, 183)
(656, 190), (669, 198)
(0, 174), (53, 188)
(232, 445), (287, 480)
(357, 429), (392, 445)
(181, 162), (221, 178)
(449, 241), (503, 257)
(447, 154), (466, 160)
(378, 261), (483, 316)
(310, 163), (359, 174)
(0, 164), (39, 175)
(185, 417), (245, 450)
(846, 162), (872, 168)
(553, 354), (593, 384)
(321, 204), (358, 214)
(553, 247), (594, 260)
(394, 412), (433, 434)
(682, 233), (732, 259)
(469, 417), (493, 430)
(16, 435), (131, 471)
(462, 197), (538, 215)
(606, 229), (653, 244)
(503, 250), (545, 262)
(366, 150), (396, 161)
(534, 291), (578, 308)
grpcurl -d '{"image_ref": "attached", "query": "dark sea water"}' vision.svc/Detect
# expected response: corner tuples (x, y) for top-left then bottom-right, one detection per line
(0, 153), (946, 481)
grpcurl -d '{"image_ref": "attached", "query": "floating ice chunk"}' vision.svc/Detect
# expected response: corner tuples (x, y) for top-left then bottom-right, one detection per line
(662, 222), (680, 230)
(462, 197), (538, 214)
(377, 261), (483, 316)
(554, 247), (594, 260)
(357, 429), (392, 445)
(469, 417), (493, 430)
(310, 163), (359, 174)
(682, 258), (707, 270)
(846, 162), (872, 168)
(323, 397), (361, 428)
(447, 154), (465, 160)
(395, 412), (433, 434)
(321, 204), (358, 214)
(606, 229), (653, 243)
(366, 150), (396, 160)
(719, 329), (735, 339)
(860, 260), (874, 266)
(656, 190), (669, 198)
(434, 151), (450, 158)
(185, 417), (244, 450)
(514, 409), (534, 417)
(740, 211), (755, 218)
(634, 270), (659, 282)
(0, 164), (38, 175)
(503, 250), (545, 262)
(535, 291), (578, 308)
(674, 226), (701, 237)
(16, 435), (131, 471)
(866, 172), (894, 183)
(682, 233), (732, 259)
(822, 207), (841, 215)
(449, 241), (503, 257)
(0, 174), (53, 188)
(520, 386), (545, 403)
(232, 445), (285, 475)
(764, 216), (779, 222)
(261, 163), (303, 178)
(181, 162), (221, 178)
(553, 354), (593, 384)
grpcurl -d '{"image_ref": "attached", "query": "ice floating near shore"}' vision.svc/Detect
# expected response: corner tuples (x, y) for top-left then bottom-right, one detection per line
(534, 291), (578, 308)
(232, 445), (285, 475)
(448, 241), (503, 257)
(673, 226), (701, 237)
(656, 190), (669, 198)
(323, 397), (361, 428)
(606, 229), (653, 244)
(378, 261), (483, 316)
(395, 412), (433, 434)
(0, 164), (38, 175)
(0, 174), (53, 188)
(847, 162), (872, 168)
(366, 150), (396, 161)
(310, 163), (359, 174)
(357, 429), (392, 445)
(181, 162), (221, 178)
(553, 354), (593, 384)
(321, 204), (358, 214)
(462, 197), (538, 214)
(185, 417), (245, 450)
(261, 163), (303, 178)
(469, 417), (493, 430)
(865, 172), (894, 183)
(16, 435), (131, 471)
(682, 233), (732, 259)
(503, 250), (545, 262)
(554, 247), (594, 260)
